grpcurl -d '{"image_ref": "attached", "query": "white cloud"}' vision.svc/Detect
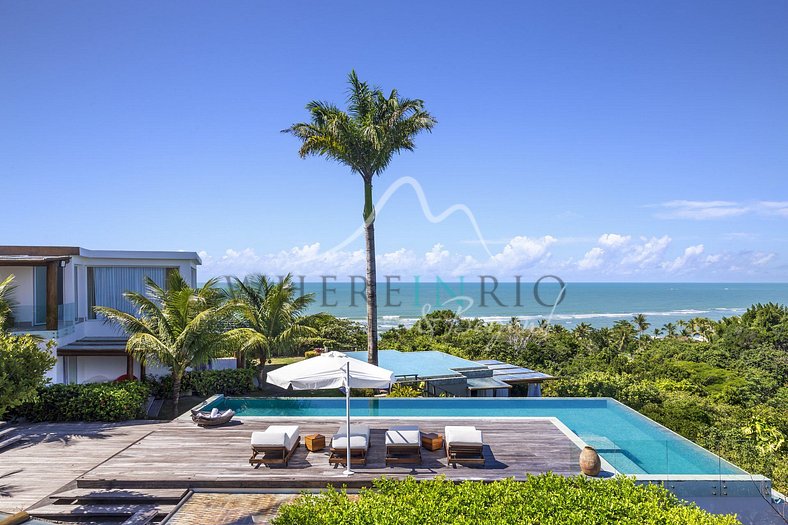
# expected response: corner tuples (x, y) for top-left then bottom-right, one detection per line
(198, 233), (779, 281)
(662, 244), (705, 272)
(598, 233), (631, 248)
(757, 201), (788, 217)
(655, 200), (749, 220)
(621, 236), (672, 268)
(578, 247), (605, 270)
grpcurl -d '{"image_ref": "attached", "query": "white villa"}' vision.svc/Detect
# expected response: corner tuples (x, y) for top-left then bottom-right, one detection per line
(0, 245), (202, 384)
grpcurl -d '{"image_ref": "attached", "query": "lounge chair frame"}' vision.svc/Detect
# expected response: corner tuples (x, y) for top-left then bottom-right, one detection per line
(249, 436), (300, 468)
(385, 443), (422, 466)
(445, 442), (485, 466)
(328, 446), (368, 466)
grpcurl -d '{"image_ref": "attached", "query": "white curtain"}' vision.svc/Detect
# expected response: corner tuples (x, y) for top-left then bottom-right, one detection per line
(90, 267), (167, 316)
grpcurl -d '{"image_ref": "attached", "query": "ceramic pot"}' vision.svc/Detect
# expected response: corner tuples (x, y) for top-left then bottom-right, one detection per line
(579, 446), (601, 476)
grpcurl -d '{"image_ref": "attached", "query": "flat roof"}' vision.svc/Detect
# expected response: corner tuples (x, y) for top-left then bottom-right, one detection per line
(466, 377), (513, 390)
(475, 359), (555, 383)
(344, 350), (485, 379)
(0, 246), (201, 264)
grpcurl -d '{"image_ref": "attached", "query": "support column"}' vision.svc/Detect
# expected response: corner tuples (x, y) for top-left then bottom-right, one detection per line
(126, 355), (133, 380)
(46, 261), (58, 330)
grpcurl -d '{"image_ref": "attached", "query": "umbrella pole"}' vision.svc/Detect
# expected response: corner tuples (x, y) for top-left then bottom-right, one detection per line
(343, 362), (353, 476)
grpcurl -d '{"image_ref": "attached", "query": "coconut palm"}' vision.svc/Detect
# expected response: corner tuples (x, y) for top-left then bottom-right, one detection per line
(225, 274), (318, 387)
(0, 274), (17, 331)
(284, 71), (436, 365)
(663, 322), (678, 338)
(632, 313), (650, 340)
(94, 271), (232, 409)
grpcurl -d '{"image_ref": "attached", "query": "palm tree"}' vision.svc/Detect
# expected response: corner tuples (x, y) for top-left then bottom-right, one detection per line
(663, 322), (677, 338)
(284, 71), (436, 365)
(94, 271), (232, 409)
(0, 274), (17, 331)
(632, 313), (650, 340)
(225, 274), (318, 387)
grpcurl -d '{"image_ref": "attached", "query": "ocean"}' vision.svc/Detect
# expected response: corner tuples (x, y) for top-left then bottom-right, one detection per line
(291, 281), (788, 331)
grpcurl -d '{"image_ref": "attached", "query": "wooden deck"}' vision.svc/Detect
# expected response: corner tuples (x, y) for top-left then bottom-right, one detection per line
(0, 421), (165, 512)
(79, 418), (583, 489)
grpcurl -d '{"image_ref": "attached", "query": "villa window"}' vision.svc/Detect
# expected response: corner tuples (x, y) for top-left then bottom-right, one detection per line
(87, 266), (170, 318)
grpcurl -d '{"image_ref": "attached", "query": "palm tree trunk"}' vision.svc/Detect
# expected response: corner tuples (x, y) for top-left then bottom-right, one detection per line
(257, 348), (268, 388)
(172, 370), (182, 413)
(363, 177), (379, 366)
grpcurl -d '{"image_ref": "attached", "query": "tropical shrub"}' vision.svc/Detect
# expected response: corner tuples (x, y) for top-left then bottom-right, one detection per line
(0, 333), (57, 419)
(379, 304), (788, 492)
(189, 368), (255, 396)
(16, 381), (150, 422)
(273, 475), (737, 525)
(146, 368), (254, 398)
(304, 350), (319, 359)
(388, 382), (424, 398)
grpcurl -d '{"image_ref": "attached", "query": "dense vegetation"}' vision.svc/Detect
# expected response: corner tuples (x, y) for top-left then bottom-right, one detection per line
(16, 381), (150, 422)
(381, 304), (788, 492)
(0, 333), (57, 418)
(145, 368), (255, 398)
(273, 475), (737, 525)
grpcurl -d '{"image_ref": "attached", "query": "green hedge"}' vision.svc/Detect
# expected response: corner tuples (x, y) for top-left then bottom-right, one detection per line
(145, 368), (255, 398)
(16, 381), (150, 422)
(273, 475), (737, 525)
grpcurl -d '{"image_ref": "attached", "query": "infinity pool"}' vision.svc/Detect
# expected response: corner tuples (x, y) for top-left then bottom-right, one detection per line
(203, 396), (745, 476)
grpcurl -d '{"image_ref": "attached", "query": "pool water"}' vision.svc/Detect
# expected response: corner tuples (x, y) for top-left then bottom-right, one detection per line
(204, 396), (745, 476)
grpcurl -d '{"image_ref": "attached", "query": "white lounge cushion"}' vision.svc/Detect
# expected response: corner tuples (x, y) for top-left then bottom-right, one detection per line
(385, 426), (420, 446)
(445, 426), (484, 446)
(210, 408), (219, 418)
(331, 434), (369, 450)
(251, 425), (300, 450)
(333, 424), (370, 439)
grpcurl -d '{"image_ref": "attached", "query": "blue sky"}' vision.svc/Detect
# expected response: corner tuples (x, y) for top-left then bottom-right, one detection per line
(2, 1), (787, 281)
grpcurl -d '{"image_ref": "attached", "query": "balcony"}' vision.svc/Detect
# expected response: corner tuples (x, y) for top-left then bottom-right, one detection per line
(8, 302), (78, 336)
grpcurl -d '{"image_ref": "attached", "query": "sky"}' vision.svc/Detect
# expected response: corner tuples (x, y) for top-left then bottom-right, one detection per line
(1, 1), (787, 282)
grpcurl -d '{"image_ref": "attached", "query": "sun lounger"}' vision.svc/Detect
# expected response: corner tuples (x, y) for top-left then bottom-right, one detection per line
(445, 425), (485, 466)
(249, 425), (300, 467)
(192, 408), (236, 427)
(329, 424), (370, 467)
(385, 425), (422, 465)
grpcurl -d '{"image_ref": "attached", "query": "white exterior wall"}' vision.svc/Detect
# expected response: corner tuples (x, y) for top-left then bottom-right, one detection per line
(0, 266), (35, 324)
(6, 247), (201, 384)
(75, 356), (127, 384)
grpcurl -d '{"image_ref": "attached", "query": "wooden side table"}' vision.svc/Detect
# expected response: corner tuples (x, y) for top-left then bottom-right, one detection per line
(421, 432), (443, 451)
(305, 434), (325, 452)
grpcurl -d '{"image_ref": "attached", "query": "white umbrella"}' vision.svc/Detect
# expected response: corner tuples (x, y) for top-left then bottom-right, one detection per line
(267, 351), (394, 475)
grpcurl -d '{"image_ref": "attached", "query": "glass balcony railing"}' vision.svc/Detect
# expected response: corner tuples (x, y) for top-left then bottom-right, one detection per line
(8, 302), (78, 334)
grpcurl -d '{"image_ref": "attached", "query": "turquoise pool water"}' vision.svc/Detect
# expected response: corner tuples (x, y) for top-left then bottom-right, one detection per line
(203, 397), (745, 476)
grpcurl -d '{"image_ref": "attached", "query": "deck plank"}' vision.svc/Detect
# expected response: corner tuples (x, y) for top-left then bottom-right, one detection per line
(79, 418), (583, 489)
(0, 421), (165, 513)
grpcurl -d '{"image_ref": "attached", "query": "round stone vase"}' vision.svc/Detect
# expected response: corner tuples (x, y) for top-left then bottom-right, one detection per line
(579, 446), (601, 476)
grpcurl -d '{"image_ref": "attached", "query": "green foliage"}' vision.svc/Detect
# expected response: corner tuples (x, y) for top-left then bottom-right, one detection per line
(381, 304), (788, 493)
(298, 315), (367, 351)
(0, 274), (18, 330)
(145, 368), (255, 398)
(0, 333), (57, 418)
(94, 271), (235, 408)
(16, 381), (150, 422)
(225, 273), (317, 387)
(189, 368), (255, 396)
(388, 382), (424, 398)
(304, 350), (319, 358)
(273, 475), (737, 525)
